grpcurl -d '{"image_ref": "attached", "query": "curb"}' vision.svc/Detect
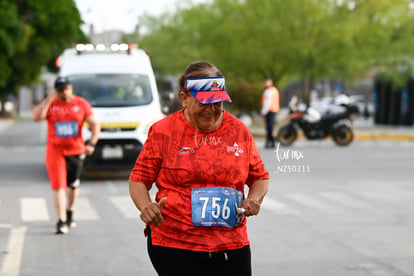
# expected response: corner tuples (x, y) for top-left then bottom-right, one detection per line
(0, 119), (14, 124)
(250, 130), (414, 141)
(353, 133), (414, 141)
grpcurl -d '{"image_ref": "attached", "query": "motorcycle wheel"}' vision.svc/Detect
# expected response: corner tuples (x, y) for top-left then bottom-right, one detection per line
(332, 125), (354, 146)
(276, 125), (298, 146)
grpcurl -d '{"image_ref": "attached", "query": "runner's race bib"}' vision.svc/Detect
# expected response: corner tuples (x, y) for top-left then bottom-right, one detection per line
(191, 187), (244, 228)
(55, 121), (78, 138)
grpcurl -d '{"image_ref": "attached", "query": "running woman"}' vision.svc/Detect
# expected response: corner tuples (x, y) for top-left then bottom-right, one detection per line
(129, 61), (269, 276)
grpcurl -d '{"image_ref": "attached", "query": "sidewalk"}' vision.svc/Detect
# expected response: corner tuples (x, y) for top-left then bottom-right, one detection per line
(248, 114), (414, 141)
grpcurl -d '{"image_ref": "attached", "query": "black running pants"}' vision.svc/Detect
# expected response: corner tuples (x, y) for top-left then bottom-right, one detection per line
(147, 231), (252, 276)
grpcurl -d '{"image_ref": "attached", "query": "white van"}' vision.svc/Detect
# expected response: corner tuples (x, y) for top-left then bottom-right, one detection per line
(56, 43), (165, 171)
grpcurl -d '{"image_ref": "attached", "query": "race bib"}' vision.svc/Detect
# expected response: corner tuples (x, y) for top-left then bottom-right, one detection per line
(55, 121), (78, 138)
(191, 187), (244, 228)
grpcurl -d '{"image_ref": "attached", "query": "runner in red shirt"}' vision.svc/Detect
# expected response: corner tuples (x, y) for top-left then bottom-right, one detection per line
(32, 76), (100, 234)
(129, 61), (269, 276)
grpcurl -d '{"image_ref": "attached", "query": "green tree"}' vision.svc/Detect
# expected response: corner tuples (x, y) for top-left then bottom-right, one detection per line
(0, 0), (21, 88)
(137, 0), (414, 111)
(0, 0), (85, 117)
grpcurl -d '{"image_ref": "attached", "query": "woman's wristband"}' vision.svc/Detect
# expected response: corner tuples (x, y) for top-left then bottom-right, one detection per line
(87, 142), (96, 147)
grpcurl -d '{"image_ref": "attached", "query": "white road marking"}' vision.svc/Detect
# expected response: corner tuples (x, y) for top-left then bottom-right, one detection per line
(74, 197), (99, 220)
(262, 197), (301, 215)
(284, 193), (339, 213)
(1, 226), (27, 276)
(321, 192), (377, 212)
(109, 196), (138, 219)
(20, 198), (49, 221)
(348, 263), (402, 276)
(360, 192), (399, 203)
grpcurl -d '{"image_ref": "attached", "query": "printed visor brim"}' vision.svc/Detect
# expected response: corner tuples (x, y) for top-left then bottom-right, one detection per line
(191, 91), (232, 104)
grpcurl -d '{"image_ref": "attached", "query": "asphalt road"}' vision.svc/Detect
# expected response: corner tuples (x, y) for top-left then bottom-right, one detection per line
(0, 119), (413, 276)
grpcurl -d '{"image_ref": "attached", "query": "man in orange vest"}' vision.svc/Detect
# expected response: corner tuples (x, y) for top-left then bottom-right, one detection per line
(260, 78), (280, 148)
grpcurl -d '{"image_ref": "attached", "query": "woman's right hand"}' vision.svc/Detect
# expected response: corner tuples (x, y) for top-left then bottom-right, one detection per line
(140, 197), (167, 226)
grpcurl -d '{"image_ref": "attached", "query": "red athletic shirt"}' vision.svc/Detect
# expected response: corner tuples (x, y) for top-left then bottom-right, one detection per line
(130, 110), (269, 252)
(46, 95), (92, 155)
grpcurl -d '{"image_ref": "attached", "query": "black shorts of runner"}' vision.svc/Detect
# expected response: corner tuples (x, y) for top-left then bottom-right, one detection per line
(146, 226), (252, 276)
(65, 154), (85, 189)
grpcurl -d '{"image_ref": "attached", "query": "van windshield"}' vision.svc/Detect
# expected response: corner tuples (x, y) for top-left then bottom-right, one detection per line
(68, 74), (153, 107)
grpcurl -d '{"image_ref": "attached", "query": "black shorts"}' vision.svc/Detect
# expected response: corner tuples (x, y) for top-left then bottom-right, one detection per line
(65, 154), (85, 189)
(146, 226), (252, 276)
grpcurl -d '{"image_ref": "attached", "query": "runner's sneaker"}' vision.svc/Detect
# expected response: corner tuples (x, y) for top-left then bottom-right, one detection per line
(55, 219), (69, 234)
(66, 210), (77, 228)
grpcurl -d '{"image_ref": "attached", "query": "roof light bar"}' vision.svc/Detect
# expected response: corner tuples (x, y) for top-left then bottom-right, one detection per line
(84, 44), (94, 51)
(110, 44), (120, 51)
(74, 43), (138, 54)
(96, 44), (106, 51)
(119, 44), (129, 51)
(75, 44), (86, 51)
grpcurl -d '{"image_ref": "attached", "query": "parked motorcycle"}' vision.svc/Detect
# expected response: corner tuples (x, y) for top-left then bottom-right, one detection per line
(276, 95), (359, 146)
